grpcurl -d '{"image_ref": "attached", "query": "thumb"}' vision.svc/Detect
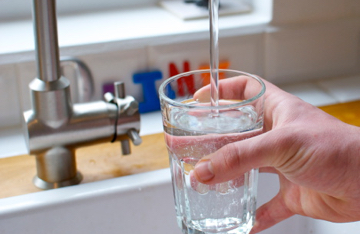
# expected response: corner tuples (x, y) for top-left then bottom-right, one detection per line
(193, 129), (290, 184)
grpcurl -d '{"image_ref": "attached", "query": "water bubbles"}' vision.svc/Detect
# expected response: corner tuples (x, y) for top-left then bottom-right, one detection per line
(195, 182), (210, 195)
(177, 114), (202, 131)
(216, 182), (230, 194)
(237, 106), (258, 129)
(171, 105), (258, 133)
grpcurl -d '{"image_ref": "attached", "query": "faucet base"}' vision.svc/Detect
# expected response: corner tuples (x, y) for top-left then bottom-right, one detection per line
(33, 171), (83, 190)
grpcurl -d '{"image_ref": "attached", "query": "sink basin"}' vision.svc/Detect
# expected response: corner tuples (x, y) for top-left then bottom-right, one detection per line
(0, 168), (359, 233)
(0, 169), (179, 234)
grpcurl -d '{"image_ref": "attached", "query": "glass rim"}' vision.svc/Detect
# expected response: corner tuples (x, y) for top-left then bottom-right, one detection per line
(159, 69), (266, 110)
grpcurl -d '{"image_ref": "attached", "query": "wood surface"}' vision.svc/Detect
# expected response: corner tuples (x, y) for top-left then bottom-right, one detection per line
(0, 133), (169, 199)
(319, 100), (360, 127)
(0, 100), (359, 199)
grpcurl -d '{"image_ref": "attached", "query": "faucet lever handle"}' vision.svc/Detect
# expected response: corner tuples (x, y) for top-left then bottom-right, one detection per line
(114, 81), (125, 99)
(111, 81), (139, 115)
(127, 129), (142, 146)
(121, 139), (131, 155)
(120, 130), (141, 156)
(103, 81), (126, 103)
(104, 92), (115, 103)
(104, 81), (142, 155)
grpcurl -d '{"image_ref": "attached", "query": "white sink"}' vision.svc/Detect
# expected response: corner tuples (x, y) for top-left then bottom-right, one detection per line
(0, 168), (359, 234)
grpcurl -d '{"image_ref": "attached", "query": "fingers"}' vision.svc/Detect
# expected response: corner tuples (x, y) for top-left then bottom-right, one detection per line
(250, 193), (294, 233)
(189, 171), (245, 193)
(193, 131), (272, 184)
(194, 76), (263, 102)
(193, 75), (288, 103)
(193, 75), (297, 132)
(165, 128), (264, 161)
(193, 128), (296, 184)
(259, 167), (279, 174)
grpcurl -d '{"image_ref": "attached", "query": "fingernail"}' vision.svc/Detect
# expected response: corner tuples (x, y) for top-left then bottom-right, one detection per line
(194, 159), (214, 182)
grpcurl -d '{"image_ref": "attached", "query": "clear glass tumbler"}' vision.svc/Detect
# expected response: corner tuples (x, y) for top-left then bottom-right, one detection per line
(159, 69), (265, 234)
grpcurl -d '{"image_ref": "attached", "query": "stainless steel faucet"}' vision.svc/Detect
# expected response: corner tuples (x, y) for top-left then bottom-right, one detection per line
(23, 0), (142, 190)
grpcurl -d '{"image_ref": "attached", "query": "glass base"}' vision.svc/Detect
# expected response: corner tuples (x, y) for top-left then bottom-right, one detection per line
(180, 219), (254, 234)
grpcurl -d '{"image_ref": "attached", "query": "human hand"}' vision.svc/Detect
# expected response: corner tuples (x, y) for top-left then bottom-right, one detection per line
(193, 77), (360, 233)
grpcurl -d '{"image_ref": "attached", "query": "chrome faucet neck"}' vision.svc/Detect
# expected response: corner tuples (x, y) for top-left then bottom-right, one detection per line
(33, 0), (61, 83)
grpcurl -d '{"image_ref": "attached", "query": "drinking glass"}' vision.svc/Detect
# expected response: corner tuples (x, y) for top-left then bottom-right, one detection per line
(159, 69), (265, 234)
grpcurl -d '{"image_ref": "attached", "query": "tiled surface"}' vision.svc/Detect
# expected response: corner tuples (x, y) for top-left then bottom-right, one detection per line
(0, 64), (21, 128)
(317, 75), (360, 103)
(278, 74), (360, 107)
(148, 33), (265, 86)
(15, 61), (37, 112)
(0, 128), (26, 158)
(77, 48), (148, 103)
(139, 111), (163, 136)
(217, 34), (265, 76)
(272, 0), (354, 24)
(148, 38), (212, 78)
(351, 0), (360, 16)
(279, 82), (337, 107)
(265, 19), (360, 84)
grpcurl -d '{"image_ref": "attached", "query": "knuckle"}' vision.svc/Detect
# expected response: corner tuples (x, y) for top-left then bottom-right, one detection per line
(269, 127), (304, 169)
(220, 143), (241, 172)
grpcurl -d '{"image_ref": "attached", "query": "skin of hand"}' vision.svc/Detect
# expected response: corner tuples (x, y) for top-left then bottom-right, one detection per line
(192, 77), (360, 233)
